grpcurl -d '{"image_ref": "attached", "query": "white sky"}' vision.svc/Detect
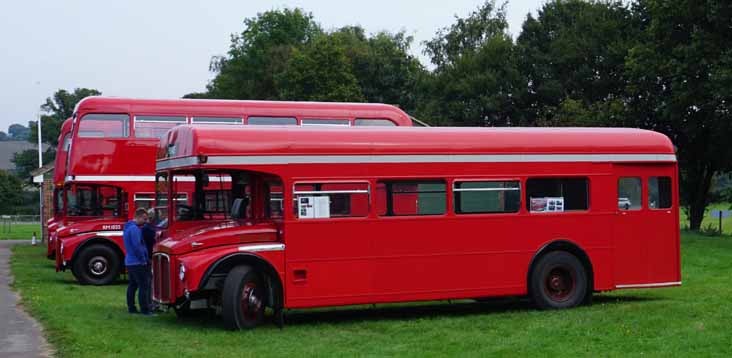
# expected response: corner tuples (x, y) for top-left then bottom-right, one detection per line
(0, 0), (543, 133)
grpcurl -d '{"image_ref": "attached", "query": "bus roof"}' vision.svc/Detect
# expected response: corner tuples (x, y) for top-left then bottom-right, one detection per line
(158, 125), (676, 169)
(74, 97), (412, 125)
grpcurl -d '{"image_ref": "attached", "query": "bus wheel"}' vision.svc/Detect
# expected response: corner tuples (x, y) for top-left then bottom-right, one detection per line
(222, 265), (265, 330)
(530, 251), (587, 309)
(73, 244), (120, 285)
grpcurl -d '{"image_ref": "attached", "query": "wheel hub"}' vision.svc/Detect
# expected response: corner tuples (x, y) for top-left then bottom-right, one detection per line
(89, 256), (108, 276)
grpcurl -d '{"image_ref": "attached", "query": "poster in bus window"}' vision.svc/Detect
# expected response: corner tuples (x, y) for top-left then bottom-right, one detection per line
(298, 196), (330, 218)
(530, 197), (564, 212)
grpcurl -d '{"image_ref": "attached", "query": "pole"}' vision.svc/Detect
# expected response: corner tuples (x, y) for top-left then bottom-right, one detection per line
(37, 111), (44, 243)
(719, 214), (723, 236)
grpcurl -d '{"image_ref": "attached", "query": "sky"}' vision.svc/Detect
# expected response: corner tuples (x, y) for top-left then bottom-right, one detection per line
(0, 0), (543, 134)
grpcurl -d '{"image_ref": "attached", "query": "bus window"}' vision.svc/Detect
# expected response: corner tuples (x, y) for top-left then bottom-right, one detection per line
(191, 117), (242, 125)
(247, 116), (297, 125)
(618, 177), (642, 211)
(293, 182), (369, 219)
(454, 181), (520, 214)
(378, 181), (446, 216)
(301, 119), (350, 126)
(78, 114), (130, 138)
(134, 116), (187, 138)
(527, 178), (589, 212)
(354, 119), (396, 126)
(134, 193), (155, 210)
(267, 182), (284, 219)
(649, 176), (672, 209)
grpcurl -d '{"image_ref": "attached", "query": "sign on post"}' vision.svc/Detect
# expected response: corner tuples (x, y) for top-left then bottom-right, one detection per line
(710, 210), (732, 235)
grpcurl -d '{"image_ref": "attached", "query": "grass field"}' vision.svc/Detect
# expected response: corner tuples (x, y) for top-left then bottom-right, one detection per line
(0, 223), (41, 240)
(10, 231), (732, 357)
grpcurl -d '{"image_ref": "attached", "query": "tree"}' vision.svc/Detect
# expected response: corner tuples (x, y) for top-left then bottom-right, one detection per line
(11, 148), (54, 180)
(418, 1), (525, 126)
(0, 170), (23, 214)
(516, 0), (640, 126)
(30, 88), (101, 147)
(0, 131), (7, 141)
(625, 0), (732, 230)
(328, 26), (425, 112)
(8, 124), (30, 140)
(202, 8), (322, 100)
(276, 34), (365, 102)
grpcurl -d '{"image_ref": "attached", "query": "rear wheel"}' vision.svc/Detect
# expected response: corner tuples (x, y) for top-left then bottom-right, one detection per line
(530, 251), (587, 309)
(73, 244), (121, 285)
(222, 265), (266, 330)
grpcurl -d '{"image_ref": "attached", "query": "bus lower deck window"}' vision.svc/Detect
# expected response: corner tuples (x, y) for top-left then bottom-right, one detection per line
(649, 176), (672, 209)
(378, 181), (446, 216)
(293, 183), (369, 219)
(454, 181), (520, 214)
(527, 178), (589, 212)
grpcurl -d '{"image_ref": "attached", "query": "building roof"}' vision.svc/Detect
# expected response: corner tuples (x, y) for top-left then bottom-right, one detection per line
(0, 141), (49, 171)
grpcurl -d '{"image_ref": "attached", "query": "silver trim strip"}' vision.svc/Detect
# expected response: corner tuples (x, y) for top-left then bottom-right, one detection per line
(238, 243), (285, 252)
(157, 156), (200, 170)
(157, 153), (676, 170)
(68, 175), (156, 182)
(615, 281), (681, 289)
(96, 231), (123, 237)
(453, 187), (520, 192)
(293, 190), (369, 195)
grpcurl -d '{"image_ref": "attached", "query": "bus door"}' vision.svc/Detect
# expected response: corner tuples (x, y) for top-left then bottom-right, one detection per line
(613, 164), (678, 286)
(614, 165), (649, 285)
(644, 166), (679, 284)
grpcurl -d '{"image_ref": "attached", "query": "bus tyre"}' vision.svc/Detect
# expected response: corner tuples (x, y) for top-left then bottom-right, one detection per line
(73, 244), (121, 286)
(222, 265), (265, 330)
(530, 251), (587, 310)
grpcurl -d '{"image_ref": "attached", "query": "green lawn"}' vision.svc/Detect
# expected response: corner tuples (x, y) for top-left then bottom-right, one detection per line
(10, 232), (732, 357)
(0, 223), (41, 240)
(679, 202), (732, 234)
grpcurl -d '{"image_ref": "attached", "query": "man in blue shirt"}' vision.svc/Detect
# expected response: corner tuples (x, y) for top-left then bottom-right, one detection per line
(124, 208), (151, 315)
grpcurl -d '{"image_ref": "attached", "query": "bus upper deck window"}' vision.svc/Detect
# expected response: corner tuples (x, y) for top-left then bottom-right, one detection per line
(78, 114), (130, 138)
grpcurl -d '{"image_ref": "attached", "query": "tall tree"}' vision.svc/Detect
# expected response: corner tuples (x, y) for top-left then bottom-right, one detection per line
(8, 124), (30, 140)
(625, 0), (732, 230)
(516, 0), (640, 126)
(0, 170), (23, 213)
(203, 8), (321, 100)
(276, 34), (365, 102)
(30, 88), (102, 147)
(11, 148), (54, 180)
(419, 1), (524, 126)
(0, 131), (7, 141)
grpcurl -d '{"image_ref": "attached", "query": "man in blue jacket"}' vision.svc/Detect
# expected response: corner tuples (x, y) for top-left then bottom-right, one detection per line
(124, 208), (151, 315)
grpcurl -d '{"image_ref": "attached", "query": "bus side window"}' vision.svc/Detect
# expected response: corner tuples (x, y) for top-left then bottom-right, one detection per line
(453, 181), (520, 214)
(293, 182), (369, 219)
(377, 181), (446, 216)
(527, 178), (589, 212)
(648, 177), (672, 209)
(618, 177), (642, 211)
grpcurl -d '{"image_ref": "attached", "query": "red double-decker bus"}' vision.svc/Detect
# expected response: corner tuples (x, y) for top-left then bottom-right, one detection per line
(153, 125), (681, 329)
(54, 97), (414, 285)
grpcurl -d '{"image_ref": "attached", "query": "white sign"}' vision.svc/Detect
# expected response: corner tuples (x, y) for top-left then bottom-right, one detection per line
(297, 196), (330, 219)
(530, 197), (565, 212)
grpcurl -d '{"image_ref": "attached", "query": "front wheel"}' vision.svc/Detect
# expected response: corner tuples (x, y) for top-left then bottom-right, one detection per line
(222, 265), (266, 330)
(73, 244), (121, 285)
(530, 251), (587, 309)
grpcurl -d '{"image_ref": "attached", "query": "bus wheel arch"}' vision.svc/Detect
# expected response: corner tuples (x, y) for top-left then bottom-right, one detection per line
(71, 238), (124, 285)
(200, 253), (284, 314)
(527, 240), (594, 307)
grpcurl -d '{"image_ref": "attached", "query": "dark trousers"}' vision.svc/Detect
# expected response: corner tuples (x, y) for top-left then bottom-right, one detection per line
(127, 264), (150, 314)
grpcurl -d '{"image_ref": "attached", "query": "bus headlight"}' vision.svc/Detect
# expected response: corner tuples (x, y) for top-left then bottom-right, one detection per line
(179, 263), (186, 281)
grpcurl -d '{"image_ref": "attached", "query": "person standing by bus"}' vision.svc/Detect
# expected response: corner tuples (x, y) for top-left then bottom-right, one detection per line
(124, 208), (151, 315)
(142, 209), (157, 312)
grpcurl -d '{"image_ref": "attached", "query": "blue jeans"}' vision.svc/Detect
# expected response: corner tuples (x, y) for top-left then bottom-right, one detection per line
(127, 264), (150, 314)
